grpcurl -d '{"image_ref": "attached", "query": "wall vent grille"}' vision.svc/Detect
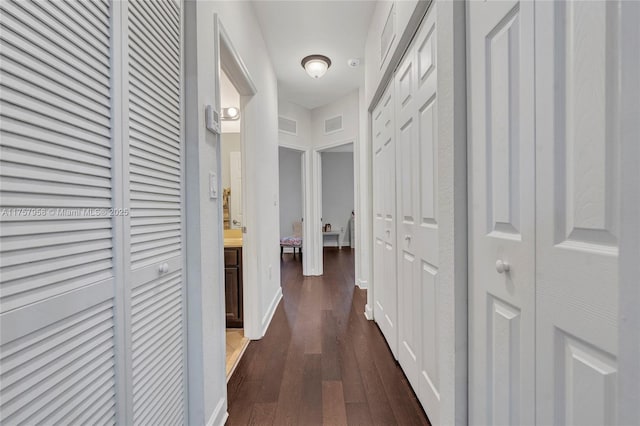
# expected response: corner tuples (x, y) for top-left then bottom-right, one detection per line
(324, 115), (343, 134)
(278, 116), (297, 135)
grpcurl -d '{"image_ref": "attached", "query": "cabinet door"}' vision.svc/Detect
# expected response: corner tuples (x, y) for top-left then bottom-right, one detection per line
(225, 267), (241, 325)
(535, 2), (620, 424)
(468, 1), (536, 424)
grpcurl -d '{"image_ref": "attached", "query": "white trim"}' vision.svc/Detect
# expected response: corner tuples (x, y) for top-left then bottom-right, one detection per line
(619, 1), (640, 423)
(206, 397), (228, 426)
(315, 137), (356, 152)
(357, 279), (368, 289)
(109, 1), (131, 424)
(177, 2), (189, 424)
(278, 141), (307, 152)
(364, 304), (374, 320)
(260, 287), (283, 337)
(217, 17), (260, 342)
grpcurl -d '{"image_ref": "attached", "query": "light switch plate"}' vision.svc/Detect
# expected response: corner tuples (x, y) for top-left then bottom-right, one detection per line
(209, 172), (217, 199)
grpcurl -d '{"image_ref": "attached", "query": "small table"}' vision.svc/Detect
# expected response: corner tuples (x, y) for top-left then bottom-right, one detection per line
(323, 231), (341, 249)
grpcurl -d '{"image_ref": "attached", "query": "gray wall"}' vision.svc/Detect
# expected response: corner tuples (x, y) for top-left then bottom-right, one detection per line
(321, 152), (354, 247)
(279, 147), (303, 238)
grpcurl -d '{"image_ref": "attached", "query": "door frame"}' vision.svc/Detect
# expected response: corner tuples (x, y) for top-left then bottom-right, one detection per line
(619, 1), (640, 423)
(218, 20), (259, 339)
(313, 139), (356, 275)
(277, 144), (309, 275)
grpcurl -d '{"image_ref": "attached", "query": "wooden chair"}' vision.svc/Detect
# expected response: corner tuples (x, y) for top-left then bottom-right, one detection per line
(280, 221), (303, 260)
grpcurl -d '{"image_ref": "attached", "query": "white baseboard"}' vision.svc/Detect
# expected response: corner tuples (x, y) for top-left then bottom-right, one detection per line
(261, 287), (282, 336)
(356, 279), (368, 289)
(364, 303), (373, 320)
(206, 397), (228, 426)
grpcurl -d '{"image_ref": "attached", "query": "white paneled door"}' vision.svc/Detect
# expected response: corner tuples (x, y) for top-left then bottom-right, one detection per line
(469, 1), (623, 424)
(395, 4), (441, 424)
(535, 2), (620, 424)
(372, 82), (397, 357)
(468, 0), (536, 424)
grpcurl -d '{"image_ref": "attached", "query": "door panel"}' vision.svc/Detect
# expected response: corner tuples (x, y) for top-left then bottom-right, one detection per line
(395, 5), (440, 423)
(535, 2), (620, 424)
(127, 0), (185, 424)
(468, 1), (535, 424)
(0, 0), (118, 423)
(372, 82), (397, 356)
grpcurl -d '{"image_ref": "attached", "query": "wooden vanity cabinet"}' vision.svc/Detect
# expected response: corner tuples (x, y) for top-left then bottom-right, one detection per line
(224, 247), (243, 328)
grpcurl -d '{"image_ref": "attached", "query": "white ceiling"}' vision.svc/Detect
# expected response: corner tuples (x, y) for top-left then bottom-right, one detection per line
(252, 0), (376, 110)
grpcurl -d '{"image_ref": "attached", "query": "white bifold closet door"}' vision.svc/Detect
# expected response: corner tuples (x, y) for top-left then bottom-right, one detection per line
(372, 82), (398, 357)
(126, 0), (186, 424)
(0, 0), (119, 424)
(468, 0), (536, 424)
(394, 5), (441, 424)
(0, 1), (186, 425)
(469, 1), (622, 425)
(535, 2), (620, 424)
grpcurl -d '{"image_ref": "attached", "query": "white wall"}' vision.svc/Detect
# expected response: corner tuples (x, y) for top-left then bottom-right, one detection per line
(311, 89), (359, 149)
(278, 147), (303, 239)
(364, 0), (419, 108)
(221, 132), (241, 190)
(184, 1), (281, 424)
(278, 99), (311, 150)
(321, 152), (354, 247)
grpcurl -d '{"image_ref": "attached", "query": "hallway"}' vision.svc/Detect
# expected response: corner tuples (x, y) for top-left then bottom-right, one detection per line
(227, 249), (430, 425)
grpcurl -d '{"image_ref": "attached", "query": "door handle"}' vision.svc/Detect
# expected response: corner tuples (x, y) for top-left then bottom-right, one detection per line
(404, 235), (411, 242)
(495, 259), (510, 274)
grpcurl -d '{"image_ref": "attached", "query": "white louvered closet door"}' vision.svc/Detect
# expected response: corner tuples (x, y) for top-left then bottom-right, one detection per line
(126, 1), (186, 424)
(0, 0), (119, 424)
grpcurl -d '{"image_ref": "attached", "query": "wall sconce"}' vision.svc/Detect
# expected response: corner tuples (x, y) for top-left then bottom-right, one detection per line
(221, 107), (240, 121)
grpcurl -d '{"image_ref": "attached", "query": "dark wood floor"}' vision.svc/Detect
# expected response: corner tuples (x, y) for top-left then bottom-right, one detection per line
(227, 248), (430, 426)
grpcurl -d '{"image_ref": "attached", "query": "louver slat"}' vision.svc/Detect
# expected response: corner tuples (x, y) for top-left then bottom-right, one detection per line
(128, 0), (185, 424)
(0, 1), (117, 425)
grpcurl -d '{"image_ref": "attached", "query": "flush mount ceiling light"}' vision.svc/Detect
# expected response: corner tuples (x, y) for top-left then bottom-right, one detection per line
(221, 107), (240, 121)
(301, 54), (332, 79)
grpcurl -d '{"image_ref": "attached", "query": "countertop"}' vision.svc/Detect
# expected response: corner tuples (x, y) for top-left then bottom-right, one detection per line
(224, 229), (243, 247)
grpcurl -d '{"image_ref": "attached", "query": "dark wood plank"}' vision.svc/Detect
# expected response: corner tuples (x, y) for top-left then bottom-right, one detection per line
(247, 402), (276, 426)
(322, 380), (348, 426)
(345, 402), (374, 426)
(227, 249), (430, 425)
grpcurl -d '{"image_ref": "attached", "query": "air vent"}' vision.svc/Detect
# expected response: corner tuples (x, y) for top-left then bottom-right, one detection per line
(278, 116), (297, 135)
(324, 115), (343, 134)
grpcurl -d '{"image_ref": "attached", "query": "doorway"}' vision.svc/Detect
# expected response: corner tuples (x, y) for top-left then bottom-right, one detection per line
(217, 22), (258, 380)
(317, 142), (356, 272)
(219, 68), (248, 378)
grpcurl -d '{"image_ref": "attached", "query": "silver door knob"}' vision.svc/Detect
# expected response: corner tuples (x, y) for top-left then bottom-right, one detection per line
(159, 263), (169, 274)
(495, 260), (510, 274)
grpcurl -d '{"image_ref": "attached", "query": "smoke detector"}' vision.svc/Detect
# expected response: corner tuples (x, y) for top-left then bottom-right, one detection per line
(347, 58), (361, 68)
